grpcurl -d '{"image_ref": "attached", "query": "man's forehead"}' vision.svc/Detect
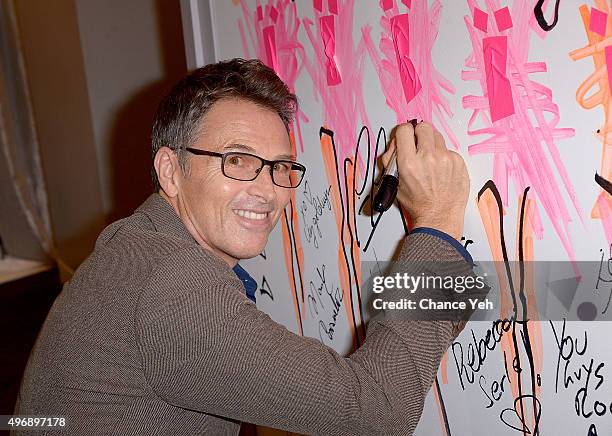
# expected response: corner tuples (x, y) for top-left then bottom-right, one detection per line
(222, 142), (296, 160)
(202, 98), (282, 125)
(200, 98), (285, 129)
(194, 100), (290, 153)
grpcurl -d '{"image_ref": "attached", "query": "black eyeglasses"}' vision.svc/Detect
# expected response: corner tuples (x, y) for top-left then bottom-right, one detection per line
(185, 148), (306, 188)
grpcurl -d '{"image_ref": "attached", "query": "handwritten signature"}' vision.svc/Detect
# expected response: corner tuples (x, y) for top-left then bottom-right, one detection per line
(300, 181), (332, 249)
(595, 244), (612, 314)
(550, 319), (608, 434)
(452, 317), (514, 390)
(307, 264), (343, 344)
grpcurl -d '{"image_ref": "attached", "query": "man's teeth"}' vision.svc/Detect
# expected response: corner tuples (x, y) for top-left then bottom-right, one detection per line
(235, 210), (268, 220)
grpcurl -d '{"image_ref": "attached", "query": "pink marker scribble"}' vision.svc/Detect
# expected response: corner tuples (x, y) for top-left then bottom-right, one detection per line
(463, 0), (582, 265)
(302, 0), (370, 170)
(362, 0), (458, 148)
(269, 5), (279, 22)
(590, 6), (608, 35)
(606, 44), (612, 92)
(570, 1), (612, 246)
(494, 6), (513, 31)
(320, 15), (342, 85)
(262, 26), (279, 71)
(328, 0), (338, 14)
(474, 7), (489, 32)
(483, 35), (515, 121)
(390, 14), (422, 104)
(238, 0), (308, 151)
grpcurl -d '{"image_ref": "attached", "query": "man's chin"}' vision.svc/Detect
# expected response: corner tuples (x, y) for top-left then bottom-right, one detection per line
(226, 239), (268, 260)
(229, 249), (265, 260)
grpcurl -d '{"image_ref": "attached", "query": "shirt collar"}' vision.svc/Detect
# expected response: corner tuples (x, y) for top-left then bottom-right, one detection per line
(233, 263), (257, 303)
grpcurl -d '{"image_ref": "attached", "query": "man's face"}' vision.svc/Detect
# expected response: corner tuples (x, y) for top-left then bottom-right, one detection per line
(175, 98), (293, 265)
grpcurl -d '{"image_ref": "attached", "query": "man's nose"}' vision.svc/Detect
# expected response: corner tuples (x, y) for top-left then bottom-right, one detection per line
(247, 164), (277, 201)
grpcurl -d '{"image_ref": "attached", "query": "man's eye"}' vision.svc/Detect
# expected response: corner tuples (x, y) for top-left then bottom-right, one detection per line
(227, 155), (243, 166)
(274, 162), (291, 172)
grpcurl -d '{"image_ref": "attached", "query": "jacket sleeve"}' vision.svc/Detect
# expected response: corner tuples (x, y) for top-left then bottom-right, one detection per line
(135, 231), (480, 436)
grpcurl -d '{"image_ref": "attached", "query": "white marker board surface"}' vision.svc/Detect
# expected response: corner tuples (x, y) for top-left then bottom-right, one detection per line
(188, 1), (612, 434)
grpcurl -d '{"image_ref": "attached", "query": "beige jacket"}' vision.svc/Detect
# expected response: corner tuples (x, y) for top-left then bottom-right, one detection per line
(15, 194), (475, 435)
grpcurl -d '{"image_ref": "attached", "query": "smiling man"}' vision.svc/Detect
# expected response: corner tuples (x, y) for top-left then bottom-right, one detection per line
(15, 59), (481, 435)
(155, 96), (299, 263)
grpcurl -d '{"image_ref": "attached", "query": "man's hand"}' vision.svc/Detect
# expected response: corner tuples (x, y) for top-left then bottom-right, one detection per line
(380, 122), (469, 239)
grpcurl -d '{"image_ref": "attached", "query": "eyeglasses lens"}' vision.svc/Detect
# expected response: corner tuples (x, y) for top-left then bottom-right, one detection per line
(223, 153), (304, 188)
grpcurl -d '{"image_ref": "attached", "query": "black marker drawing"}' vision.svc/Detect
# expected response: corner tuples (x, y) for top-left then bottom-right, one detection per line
(534, 0), (561, 31)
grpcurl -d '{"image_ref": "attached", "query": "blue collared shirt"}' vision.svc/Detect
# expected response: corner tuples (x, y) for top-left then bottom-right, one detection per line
(233, 263), (258, 303)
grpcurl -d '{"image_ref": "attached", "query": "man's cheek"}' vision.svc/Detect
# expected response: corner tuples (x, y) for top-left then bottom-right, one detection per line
(280, 192), (291, 208)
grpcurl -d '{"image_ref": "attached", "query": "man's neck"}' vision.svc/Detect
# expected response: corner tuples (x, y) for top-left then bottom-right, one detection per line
(158, 190), (239, 268)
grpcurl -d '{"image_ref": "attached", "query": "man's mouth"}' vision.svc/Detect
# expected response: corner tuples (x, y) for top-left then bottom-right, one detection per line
(233, 209), (270, 221)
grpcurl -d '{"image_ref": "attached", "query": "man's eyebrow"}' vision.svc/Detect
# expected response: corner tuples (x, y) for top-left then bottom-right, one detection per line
(223, 143), (297, 161)
(223, 143), (255, 153)
(276, 153), (297, 160)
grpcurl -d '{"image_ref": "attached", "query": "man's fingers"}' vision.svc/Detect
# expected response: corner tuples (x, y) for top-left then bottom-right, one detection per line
(394, 122), (417, 162)
(379, 138), (395, 169)
(413, 122), (436, 154)
(381, 122), (446, 169)
(433, 130), (447, 153)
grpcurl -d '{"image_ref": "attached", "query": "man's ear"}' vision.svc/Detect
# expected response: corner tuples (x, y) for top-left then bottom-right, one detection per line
(154, 146), (181, 197)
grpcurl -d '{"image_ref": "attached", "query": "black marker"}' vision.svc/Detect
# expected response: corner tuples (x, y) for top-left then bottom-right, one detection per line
(373, 119), (418, 212)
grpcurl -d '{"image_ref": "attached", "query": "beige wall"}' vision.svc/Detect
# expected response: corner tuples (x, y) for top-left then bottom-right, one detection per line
(13, 0), (186, 276)
(74, 0), (187, 221)
(14, 0), (105, 277)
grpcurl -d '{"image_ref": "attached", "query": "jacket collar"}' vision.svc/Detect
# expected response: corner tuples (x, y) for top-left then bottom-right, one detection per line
(136, 193), (258, 302)
(136, 193), (197, 245)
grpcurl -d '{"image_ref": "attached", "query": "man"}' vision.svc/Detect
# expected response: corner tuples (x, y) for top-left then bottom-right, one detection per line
(15, 58), (475, 435)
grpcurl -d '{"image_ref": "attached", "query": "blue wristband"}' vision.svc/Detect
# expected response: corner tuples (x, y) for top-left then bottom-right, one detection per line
(409, 227), (474, 265)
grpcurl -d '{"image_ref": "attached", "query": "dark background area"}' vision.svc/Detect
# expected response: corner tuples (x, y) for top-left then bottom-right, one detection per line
(0, 269), (62, 416)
